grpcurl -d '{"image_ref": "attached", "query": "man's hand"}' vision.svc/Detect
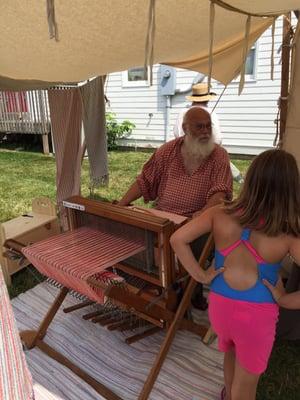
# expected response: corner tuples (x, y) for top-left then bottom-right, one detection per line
(263, 278), (286, 303)
(117, 181), (142, 207)
(112, 200), (133, 206)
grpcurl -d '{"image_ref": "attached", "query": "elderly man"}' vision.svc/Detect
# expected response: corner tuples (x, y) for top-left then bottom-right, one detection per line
(173, 82), (243, 183)
(173, 82), (222, 143)
(119, 107), (232, 308)
(119, 107), (232, 215)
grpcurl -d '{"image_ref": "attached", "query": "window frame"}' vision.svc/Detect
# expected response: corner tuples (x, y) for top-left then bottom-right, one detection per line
(243, 42), (258, 80)
(218, 42), (258, 86)
(122, 67), (150, 88)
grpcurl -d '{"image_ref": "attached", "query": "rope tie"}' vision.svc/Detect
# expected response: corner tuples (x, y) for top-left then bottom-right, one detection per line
(273, 107), (281, 146)
(239, 16), (251, 95)
(270, 18), (277, 80)
(289, 19), (300, 92)
(46, 0), (59, 41)
(211, 84), (227, 113)
(144, 0), (156, 85)
(207, 1), (215, 92)
(210, 0), (286, 18)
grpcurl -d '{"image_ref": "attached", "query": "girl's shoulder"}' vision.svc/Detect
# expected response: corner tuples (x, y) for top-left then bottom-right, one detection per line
(289, 234), (300, 254)
(211, 205), (241, 234)
(206, 204), (232, 227)
(210, 204), (229, 219)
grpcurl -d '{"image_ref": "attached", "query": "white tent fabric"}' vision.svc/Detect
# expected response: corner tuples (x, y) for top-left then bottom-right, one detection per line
(0, 0), (299, 88)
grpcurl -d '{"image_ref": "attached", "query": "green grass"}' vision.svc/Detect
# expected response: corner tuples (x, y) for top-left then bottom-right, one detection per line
(0, 149), (152, 223)
(0, 149), (246, 222)
(0, 148), (299, 400)
(258, 339), (300, 400)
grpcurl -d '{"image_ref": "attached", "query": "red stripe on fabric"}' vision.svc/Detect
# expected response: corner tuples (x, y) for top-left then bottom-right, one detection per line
(23, 227), (145, 303)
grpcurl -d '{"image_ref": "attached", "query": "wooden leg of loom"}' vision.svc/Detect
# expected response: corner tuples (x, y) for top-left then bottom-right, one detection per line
(34, 340), (122, 400)
(20, 286), (123, 400)
(125, 326), (162, 345)
(20, 287), (69, 349)
(63, 300), (95, 313)
(138, 277), (198, 400)
(138, 234), (214, 400)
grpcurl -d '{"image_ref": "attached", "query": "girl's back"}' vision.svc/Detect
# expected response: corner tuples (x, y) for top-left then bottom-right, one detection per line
(212, 207), (290, 294)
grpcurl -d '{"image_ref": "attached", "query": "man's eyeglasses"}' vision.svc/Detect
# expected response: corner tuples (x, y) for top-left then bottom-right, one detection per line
(194, 122), (212, 131)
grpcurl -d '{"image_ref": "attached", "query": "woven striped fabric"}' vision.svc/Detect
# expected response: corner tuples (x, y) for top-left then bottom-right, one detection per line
(23, 227), (145, 303)
(0, 266), (34, 400)
(48, 88), (82, 205)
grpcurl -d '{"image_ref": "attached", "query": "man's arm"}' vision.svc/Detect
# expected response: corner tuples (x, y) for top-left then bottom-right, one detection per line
(193, 191), (226, 217)
(118, 181), (142, 206)
(117, 144), (166, 206)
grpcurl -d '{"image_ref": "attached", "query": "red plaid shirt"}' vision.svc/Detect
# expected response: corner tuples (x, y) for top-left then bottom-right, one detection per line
(137, 138), (232, 217)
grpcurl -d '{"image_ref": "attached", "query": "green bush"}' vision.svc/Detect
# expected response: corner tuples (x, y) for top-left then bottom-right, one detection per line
(106, 112), (135, 150)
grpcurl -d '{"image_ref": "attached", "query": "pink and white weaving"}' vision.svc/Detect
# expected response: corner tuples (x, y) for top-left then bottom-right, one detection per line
(22, 227), (145, 303)
(0, 267), (34, 400)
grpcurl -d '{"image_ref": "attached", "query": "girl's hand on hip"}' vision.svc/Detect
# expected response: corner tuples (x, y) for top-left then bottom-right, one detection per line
(201, 266), (224, 284)
(263, 278), (285, 303)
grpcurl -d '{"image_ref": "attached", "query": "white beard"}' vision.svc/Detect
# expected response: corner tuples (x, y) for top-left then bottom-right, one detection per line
(184, 134), (215, 159)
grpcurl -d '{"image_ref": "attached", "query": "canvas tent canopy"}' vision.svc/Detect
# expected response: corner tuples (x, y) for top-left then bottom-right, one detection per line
(0, 0), (299, 89)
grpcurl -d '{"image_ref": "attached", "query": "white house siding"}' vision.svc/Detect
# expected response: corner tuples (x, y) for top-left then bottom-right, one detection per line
(105, 18), (285, 155)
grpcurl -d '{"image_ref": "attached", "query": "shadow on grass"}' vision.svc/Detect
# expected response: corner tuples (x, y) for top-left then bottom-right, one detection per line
(8, 266), (45, 299)
(258, 339), (300, 400)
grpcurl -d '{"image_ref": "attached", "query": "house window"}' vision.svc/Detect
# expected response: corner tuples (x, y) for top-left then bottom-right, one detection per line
(228, 44), (257, 83)
(245, 46), (256, 76)
(122, 67), (150, 87)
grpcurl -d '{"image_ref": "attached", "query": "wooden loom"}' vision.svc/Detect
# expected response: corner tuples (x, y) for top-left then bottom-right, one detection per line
(5, 196), (212, 400)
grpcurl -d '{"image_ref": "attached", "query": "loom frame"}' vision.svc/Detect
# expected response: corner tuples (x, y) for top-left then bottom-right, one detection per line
(4, 196), (211, 400)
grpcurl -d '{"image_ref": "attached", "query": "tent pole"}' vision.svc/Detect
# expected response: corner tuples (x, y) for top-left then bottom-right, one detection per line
(279, 13), (292, 147)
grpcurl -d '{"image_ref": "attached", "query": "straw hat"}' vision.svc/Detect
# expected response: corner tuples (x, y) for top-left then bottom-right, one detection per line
(186, 83), (217, 102)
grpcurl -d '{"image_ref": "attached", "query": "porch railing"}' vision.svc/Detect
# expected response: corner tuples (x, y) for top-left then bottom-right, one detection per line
(0, 90), (50, 135)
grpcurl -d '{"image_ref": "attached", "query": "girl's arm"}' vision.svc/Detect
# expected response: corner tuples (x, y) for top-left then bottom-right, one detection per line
(170, 206), (223, 284)
(263, 279), (300, 309)
(263, 236), (300, 309)
(277, 292), (300, 309)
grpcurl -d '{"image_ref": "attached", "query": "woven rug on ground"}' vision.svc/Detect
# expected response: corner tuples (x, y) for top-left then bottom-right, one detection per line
(12, 283), (224, 400)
